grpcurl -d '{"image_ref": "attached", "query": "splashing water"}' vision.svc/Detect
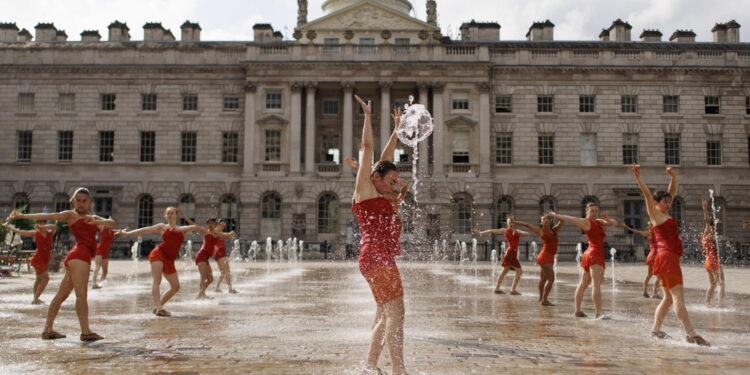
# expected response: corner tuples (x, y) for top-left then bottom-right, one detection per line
(298, 240), (304, 260)
(610, 247), (617, 291)
(459, 242), (468, 265)
(576, 243), (583, 281)
(396, 95), (434, 148)
(127, 238), (141, 282)
(265, 237), (273, 263)
(250, 241), (259, 262)
(433, 240), (439, 261)
(529, 241), (538, 262)
(490, 249), (498, 278)
(471, 238), (478, 265)
(276, 240), (284, 262)
(231, 239), (241, 262)
(708, 189), (722, 265)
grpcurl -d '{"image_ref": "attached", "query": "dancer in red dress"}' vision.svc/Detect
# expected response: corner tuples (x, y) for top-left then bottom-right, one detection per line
(550, 203), (617, 318)
(190, 217), (217, 299)
(473, 216), (532, 295)
(122, 207), (201, 316)
(621, 222), (660, 299)
(512, 213), (564, 305)
(212, 219), (237, 294)
(352, 95), (407, 375)
(9, 187), (115, 342)
(631, 165), (709, 346)
(92, 223), (124, 289)
(701, 200), (724, 306)
(2, 220), (56, 304)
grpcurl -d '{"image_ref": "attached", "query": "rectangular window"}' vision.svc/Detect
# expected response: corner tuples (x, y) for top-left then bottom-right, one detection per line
(265, 129), (281, 162)
(223, 96), (240, 111)
(664, 133), (681, 165)
(222, 132), (239, 163)
(358, 37), (376, 54)
(452, 92), (469, 112)
(494, 95), (512, 113)
(537, 95), (554, 112)
(99, 131), (114, 162)
(495, 132), (512, 164)
(182, 95), (198, 111)
(538, 134), (554, 164)
(141, 94), (157, 111)
(452, 130), (470, 163)
(140, 131), (155, 162)
(622, 133), (639, 165)
(266, 92), (282, 109)
(321, 133), (341, 163)
(707, 134), (722, 166)
(580, 133), (597, 166)
(100, 94), (116, 111)
(18, 93), (34, 112)
(621, 95), (637, 113)
(59, 94), (75, 112)
(704, 96), (720, 114)
(16, 130), (32, 162)
(394, 37), (411, 54)
(57, 131), (73, 161)
(181, 132), (197, 162)
(579, 95), (596, 113)
(323, 38), (340, 54)
(322, 99), (339, 115)
(663, 95), (679, 113)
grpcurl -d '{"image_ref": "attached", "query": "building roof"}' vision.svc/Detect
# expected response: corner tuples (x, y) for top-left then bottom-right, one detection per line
(0, 22), (19, 31)
(608, 19), (632, 30)
(253, 24), (273, 30)
(181, 21), (202, 30)
(528, 20), (555, 30)
(599, 29), (609, 38)
(143, 22), (165, 30)
(35, 23), (56, 30)
(80, 30), (101, 37)
(639, 29), (662, 38)
(17, 28), (31, 37)
(108, 21), (129, 30)
(56, 30), (67, 37)
(460, 20), (501, 29)
(669, 30), (696, 40)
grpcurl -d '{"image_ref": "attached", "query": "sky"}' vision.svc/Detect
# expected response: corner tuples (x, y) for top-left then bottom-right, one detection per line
(1, 0), (748, 42)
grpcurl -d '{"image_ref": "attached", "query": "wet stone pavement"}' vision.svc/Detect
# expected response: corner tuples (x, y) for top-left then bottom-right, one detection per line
(1, 260), (749, 374)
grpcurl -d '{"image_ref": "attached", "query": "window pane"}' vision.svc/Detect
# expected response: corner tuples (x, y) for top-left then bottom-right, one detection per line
(323, 99), (339, 115)
(58, 131), (73, 161)
(580, 133), (597, 166)
(621, 95), (637, 113)
(538, 134), (554, 164)
(266, 92), (282, 109)
(265, 130), (281, 161)
(100, 94), (116, 111)
(495, 95), (512, 113)
(318, 194), (339, 233)
(664, 134), (680, 165)
(182, 95), (198, 111)
(99, 131), (114, 162)
(452, 130), (470, 163)
(663, 95), (679, 113)
(17, 131), (32, 162)
(138, 196), (153, 228)
(707, 135), (722, 166)
(579, 95), (595, 112)
(223, 96), (240, 111)
(495, 132), (512, 164)
(141, 94), (157, 111)
(537, 95), (553, 112)
(704, 96), (720, 114)
(18, 93), (34, 112)
(181, 132), (197, 162)
(59, 94), (75, 111)
(140, 131), (155, 162)
(222, 132), (239, 163)
(622, 133), (639, 165)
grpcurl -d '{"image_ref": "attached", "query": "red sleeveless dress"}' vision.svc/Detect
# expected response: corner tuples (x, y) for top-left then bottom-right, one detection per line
(195, 233), (216, 265)
(502, 227), (522, 269)
(701, 234), (720, 272)
(213, 237), (227, 260)
(581, 218), (606, 271)
(536, 227), (558, 265)
(148, 228), (184, 274)
(64, 217), (98, 267)
(645, 228), (657, 266)
(652, 218), (683, 288)
(354, 197), (403, 305)
(96, 227), (114, 259)
(31, 230), (53, 274)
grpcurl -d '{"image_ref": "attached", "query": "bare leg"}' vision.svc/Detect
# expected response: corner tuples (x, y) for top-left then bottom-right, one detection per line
(215, 259), (225, 292)
(643, 266), (654, 298)
(717, 268), (725, 307)
(44, 268), (74, 334)
(537, 266), (546, 301)
(68, 260), (94, 334)
(574, 269), (592, 314)
(150, 262), (164, 310)
(101, 259), (109, 281)
(651, 285), (673, 333)
(383, 296), (406, 375)
(540, 264), (555, 304)
(669, 285), (695, 333)
(196, 262), (213, 298)
(92, 255), (102, 287)
(217, 257), (236, 292)
(160, 272), (180, 307)
(32, 270), (49, 304)
(705, 270), (717, 305)
(590, 265), (604, 317)
(509, 267), (523, 293)
(652, 275), (660, 298)
(365, 305), (387, 370)
(494, 267), (510, 292)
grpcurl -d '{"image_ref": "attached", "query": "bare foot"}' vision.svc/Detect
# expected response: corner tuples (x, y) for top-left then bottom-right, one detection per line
(229, 289), (239, 294)
(215, 289), (223, 293)
(493, 289), (504, 294)
(31, 299), (44, 305)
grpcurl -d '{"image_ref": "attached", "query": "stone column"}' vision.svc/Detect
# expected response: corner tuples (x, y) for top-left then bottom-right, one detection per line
(305, 81), (317, 174)
(242, 82), (257, 177)
(431, 82), (445, 176)
(290, 82), (303, 174)
(478, 82), (492, 176)
(342, 81), (354, 176)
(418, 82), (430, 175)
(379, 81), (392, 156)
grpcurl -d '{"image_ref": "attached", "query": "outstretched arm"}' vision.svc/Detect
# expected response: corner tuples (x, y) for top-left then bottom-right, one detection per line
(122, 224), (164, 236)
(1, 222), (36, 237)
(379, 107), (402, 163)
(86, 215), (116, 228)
(472, 228), (506, 236)
(511, 219), (543, 237)
(547, 211), (590, 231)
(620, 222), (649, 239)
(8, 209), (72, 223)
(176, 208), (208, 235)
(701, 200), (713, 236)
(630, 165), (659, 222)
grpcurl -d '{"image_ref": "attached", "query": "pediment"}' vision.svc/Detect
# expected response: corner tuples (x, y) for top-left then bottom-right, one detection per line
(444, 115), (478, 127)
(297, 1), (438, 32)
(257, 114), (289, 125)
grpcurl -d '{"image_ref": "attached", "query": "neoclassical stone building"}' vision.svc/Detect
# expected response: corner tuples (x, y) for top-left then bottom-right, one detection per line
(1, 0), (749, 255)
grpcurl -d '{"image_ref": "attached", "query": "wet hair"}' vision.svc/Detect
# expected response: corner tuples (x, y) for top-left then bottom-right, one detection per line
(205, 217), (218, 225)
(371, 160), (398, 178)
(71, 187), (91, 198)
(653, 191), (672, 203)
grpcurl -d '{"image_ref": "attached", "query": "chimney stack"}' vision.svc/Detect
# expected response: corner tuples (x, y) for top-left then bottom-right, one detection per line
(81, 30), (101, 42)
(598, 29), (609, 41)
(607, 19), (632, 41)
(639, 29), (662, 42)
(253, 23), (275, 42)
(55, 30), (67, 42)
(34, 22), (57, 42)
(714, 20), (741, 42)
(180, 21), (201, 42)
(108, 21), (130, 41)
(526, 20), (554, 41)
(459, 20), (500, 41)
(0, 23), (19, 42)
(669, 30), (696, 42)
(143, 22), (167, 41)
(17, 28), (32, 42)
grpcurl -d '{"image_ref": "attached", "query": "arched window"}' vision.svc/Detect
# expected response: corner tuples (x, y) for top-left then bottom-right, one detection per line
(53, 193), (69, 213)
(496, 195), (513, 228)
(137, 195), (154, 228)
(260, 192), (281, 235)
(581, 196), (599, 218)
(451, 193), (473, 234)
(318, 193), (339, 234)
(12, 193), (30, 213)
(178, 194), (195, 225)
(220, 195), (238, 231)
(669, 196), (684, 229)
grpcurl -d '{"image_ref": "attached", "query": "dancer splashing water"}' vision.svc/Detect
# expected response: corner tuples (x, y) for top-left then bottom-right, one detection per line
(352, 95), (407, 375)
(511, 213), (563, 305)
(92, 221), (125, 289)
(212, 219), (237, 294)
(10, 187), (116, 342)
(122, 207), (201, 317)
(549, 203), (617, 319)
(701, 199), (724, 307)
(631, 165), (709, 346)
(473, 215), (531, 295)
(2, 220), (56, 304)
(621, 222), (660, 299)
(191, 217), (218, 299)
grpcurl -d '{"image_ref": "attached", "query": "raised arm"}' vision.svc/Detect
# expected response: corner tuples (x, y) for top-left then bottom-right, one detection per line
(379, 107), (402, 163)
(353, 95), (377, 203)
(176, 208), (208, 235)
(620, 222), (649, 239)
(630, 165), (660, 223)
(548, 211), (590, 231)
(666, 167), (677, 198)
(1, 222), (36, 237)
(471, 228), (506, 236)
(511, 219), (543, 237)
(598, 211), (618, 227)
(122, 223), (164, 236)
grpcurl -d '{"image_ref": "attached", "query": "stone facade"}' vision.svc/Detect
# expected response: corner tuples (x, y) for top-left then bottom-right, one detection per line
(1, 1), (749, 252)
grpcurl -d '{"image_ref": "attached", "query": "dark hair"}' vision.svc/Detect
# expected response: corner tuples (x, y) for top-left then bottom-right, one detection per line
(205, 217), (217, 225)
(371, 160), (398, 178)
(653, 191), (672, 203)
(218, 219), (228, 225)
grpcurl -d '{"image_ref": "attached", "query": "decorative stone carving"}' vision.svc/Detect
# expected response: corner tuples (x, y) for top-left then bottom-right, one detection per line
(535, 85), (556, 95)
(290, 81), (303, 92)
(426, 1), (437, 24)
(221, 85), (243, 95)
(379, 81), (393, 90)
(432, 30), (442, 40)
(303, 4), (434, 31)
(576, 85), (597, 95)
(180, 84), (200, 94)
(341, 81), (355, 90)
(535, 122), (557, 133)
(293, 30), (303, 40)
(577, 122), (600, 134)
(306, 30), (317, 41)
(478, 82), (492, 92)
(244, 82), (257, 93)
(139, 83), (158, 94)
(418, 30), (429, 40)
(304, 81), (318, 89)
(618, 122), (641, 133)
(56, 84), (75, 94)
(297, 0), (308, 26)
(295, 183), (304, 198)
(380, 30), (392, 40)
(98, 84), (118, 94)
(343, 29), (354, 41)
(703, 123), (725, 135)
(431, 81), (445, 92)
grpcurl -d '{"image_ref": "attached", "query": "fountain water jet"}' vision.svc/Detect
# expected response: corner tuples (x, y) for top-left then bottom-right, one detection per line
(610, 247), (617, 291)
